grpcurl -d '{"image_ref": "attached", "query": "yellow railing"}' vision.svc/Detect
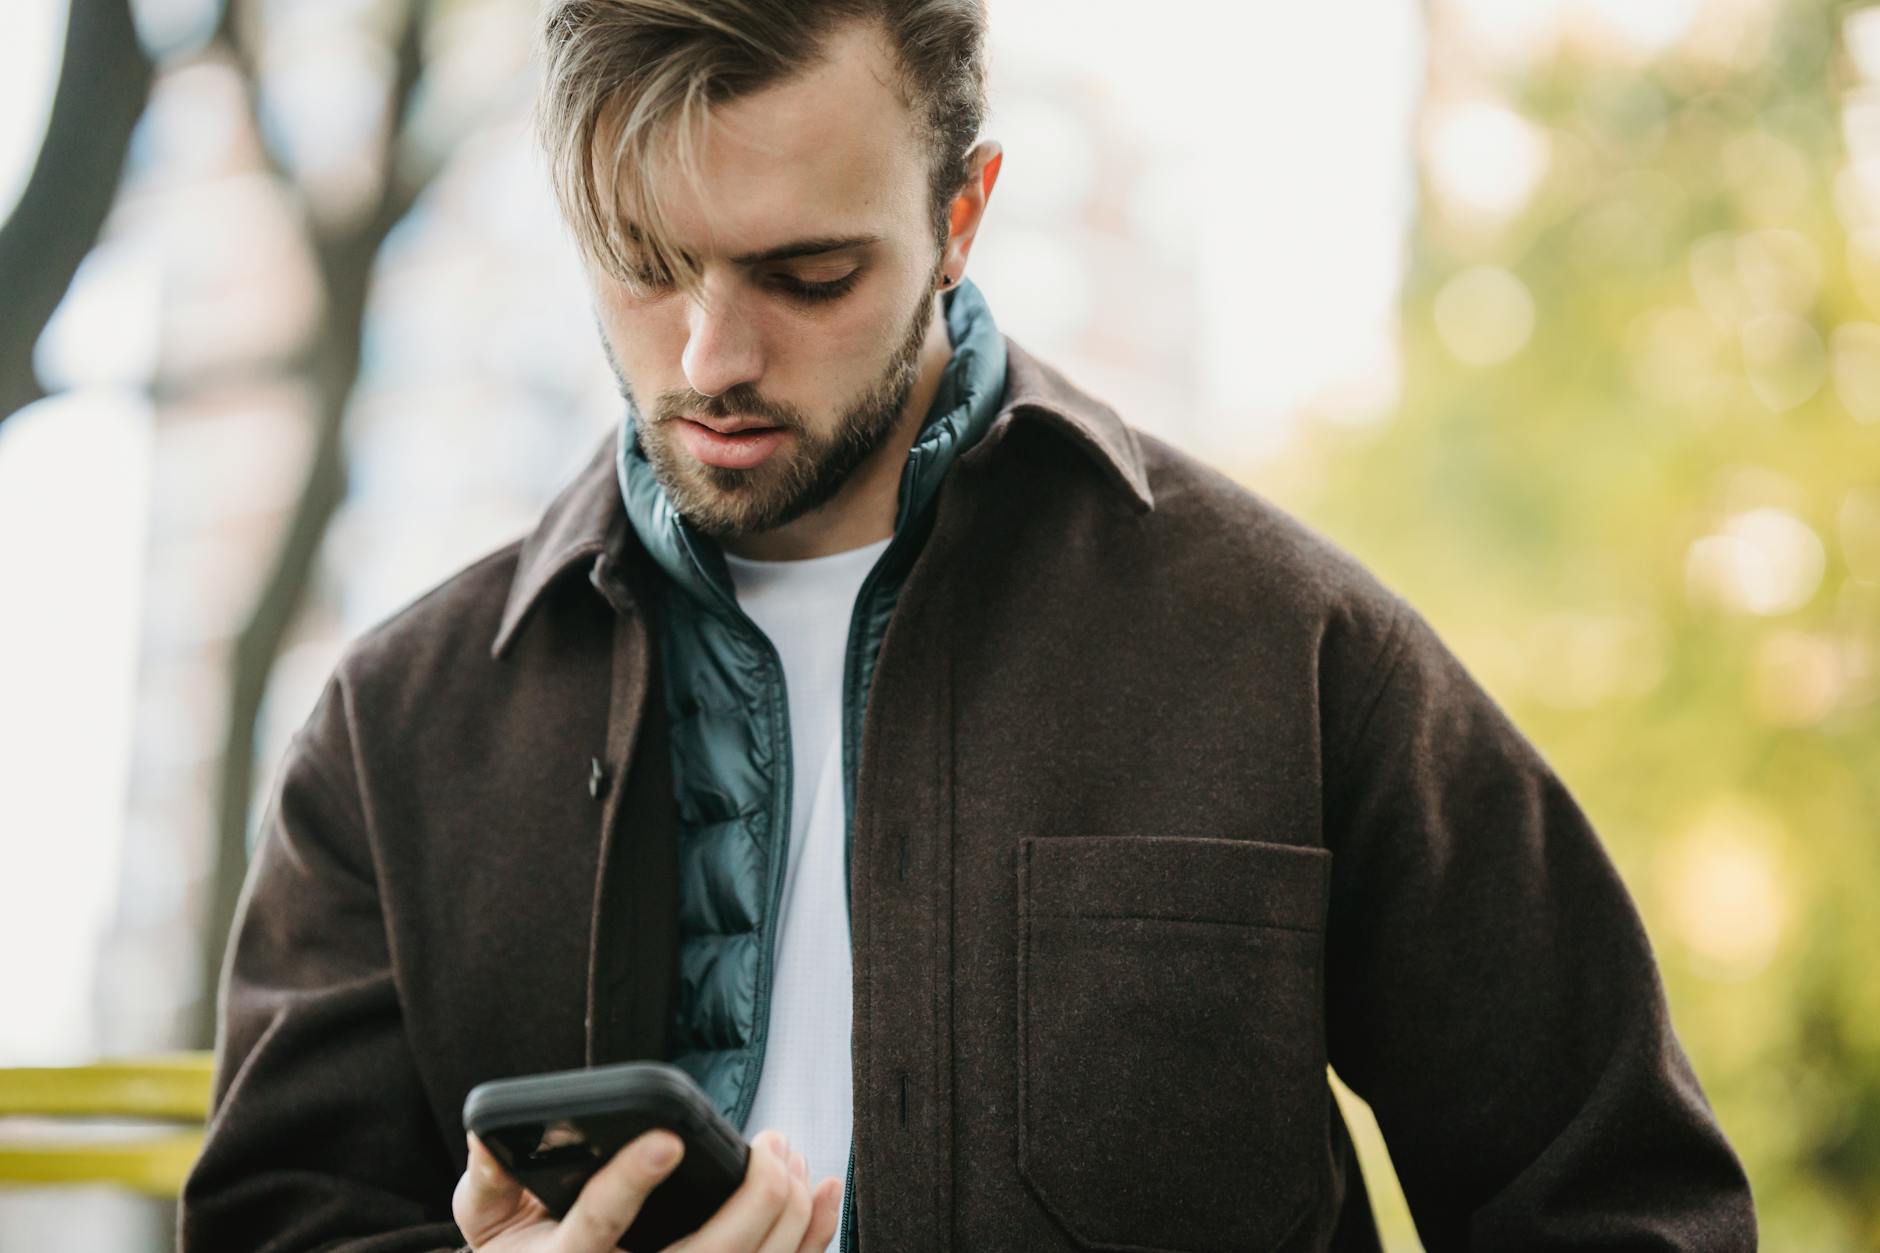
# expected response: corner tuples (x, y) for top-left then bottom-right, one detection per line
(0, 1052), (215, 1197)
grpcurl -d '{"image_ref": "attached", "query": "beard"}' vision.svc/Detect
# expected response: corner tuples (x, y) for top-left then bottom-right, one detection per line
(630, 285), (936, 541)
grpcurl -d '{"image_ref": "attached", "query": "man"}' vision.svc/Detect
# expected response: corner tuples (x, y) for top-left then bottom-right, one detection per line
(180, 0), (1757, 1250)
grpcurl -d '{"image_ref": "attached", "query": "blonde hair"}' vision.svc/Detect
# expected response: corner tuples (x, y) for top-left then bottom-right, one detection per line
(534, 0), (988, 295)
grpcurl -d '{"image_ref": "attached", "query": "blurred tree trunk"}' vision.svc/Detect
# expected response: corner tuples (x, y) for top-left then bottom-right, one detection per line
(193, 0), (440, 1051)
(0, 0), (154, 423)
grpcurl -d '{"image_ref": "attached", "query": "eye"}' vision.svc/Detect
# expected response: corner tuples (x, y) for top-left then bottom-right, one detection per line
(769, 269), (861, 305)
(623, 264), (673, 297)
(617, 247), (689, 297)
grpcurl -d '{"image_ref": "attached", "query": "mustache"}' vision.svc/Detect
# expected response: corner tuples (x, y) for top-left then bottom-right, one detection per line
(652, 383), (806, 431)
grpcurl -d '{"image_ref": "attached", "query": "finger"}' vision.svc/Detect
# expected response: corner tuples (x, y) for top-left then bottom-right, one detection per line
(453, 1132), (536, 1245)
(787, 1150), (807, 1185)
(796, 1177), (844, 1253)
(467, 1132), (522, 1200)
(750, 1139), (814, 1253)
(686, 1130), (807, 1252)
(554, 1128), (683, 1253)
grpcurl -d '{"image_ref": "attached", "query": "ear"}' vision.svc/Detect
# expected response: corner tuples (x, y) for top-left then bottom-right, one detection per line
(937, 140), (1003, 287)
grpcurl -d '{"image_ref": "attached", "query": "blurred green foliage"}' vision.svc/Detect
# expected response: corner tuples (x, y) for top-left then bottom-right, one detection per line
(1296, 1), (1880, 1246)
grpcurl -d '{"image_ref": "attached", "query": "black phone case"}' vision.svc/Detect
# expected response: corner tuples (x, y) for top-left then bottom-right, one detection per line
(462, 1060), (749, 1251)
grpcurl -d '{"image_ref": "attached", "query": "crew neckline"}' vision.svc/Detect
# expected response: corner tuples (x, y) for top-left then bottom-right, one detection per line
(720, 536), (893, 571)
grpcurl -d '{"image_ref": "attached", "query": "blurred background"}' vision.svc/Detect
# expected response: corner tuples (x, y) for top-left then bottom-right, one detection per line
(1, 0), (1875, 1247)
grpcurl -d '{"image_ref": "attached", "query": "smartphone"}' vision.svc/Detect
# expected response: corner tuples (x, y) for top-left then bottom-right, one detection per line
(462, 1060), (749, 1250)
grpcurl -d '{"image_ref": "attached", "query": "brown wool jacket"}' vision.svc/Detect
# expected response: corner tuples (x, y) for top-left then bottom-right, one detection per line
(179, 340), (1755, 1252)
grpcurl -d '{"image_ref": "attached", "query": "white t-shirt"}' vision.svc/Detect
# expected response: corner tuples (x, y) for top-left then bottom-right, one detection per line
(722, 535), (889, 1232)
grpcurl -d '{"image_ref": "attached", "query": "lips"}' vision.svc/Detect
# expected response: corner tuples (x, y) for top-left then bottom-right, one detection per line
(684, 415), (782, 435)
(672, 418), (790, 470)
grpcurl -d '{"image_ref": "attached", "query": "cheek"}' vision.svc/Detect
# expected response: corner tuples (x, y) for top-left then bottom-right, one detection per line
(604, 306), (689, 388)
(764, 299), (911, 403)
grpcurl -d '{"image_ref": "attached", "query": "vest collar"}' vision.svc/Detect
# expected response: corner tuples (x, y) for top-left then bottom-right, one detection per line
(615, 277), (1008, 610)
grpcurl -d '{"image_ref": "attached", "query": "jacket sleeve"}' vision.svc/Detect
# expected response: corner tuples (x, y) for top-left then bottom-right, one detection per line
(179, 672), (470, 1253)
(1321, 596), (1756, 1250)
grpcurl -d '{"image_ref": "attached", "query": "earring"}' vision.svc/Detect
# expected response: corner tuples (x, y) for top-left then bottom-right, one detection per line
(937, 271), (959, 291)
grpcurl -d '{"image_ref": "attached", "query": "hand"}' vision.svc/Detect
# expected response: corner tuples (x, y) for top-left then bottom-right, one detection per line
(454, 1125), (843, 1252)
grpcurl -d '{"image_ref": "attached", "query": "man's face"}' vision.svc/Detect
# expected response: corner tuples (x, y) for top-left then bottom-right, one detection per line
(588, 22), (947, 540)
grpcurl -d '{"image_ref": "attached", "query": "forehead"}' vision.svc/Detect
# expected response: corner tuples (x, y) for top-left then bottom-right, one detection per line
(613, 22), (929, 256)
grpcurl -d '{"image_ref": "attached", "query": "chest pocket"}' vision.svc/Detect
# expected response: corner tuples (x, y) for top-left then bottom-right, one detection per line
(1016, 836), (1332, 1253)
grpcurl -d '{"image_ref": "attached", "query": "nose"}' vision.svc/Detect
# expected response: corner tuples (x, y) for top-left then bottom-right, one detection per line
(681, 288), (765, 399)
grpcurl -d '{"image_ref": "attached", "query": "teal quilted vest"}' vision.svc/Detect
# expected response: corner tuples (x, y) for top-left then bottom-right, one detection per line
(614, 280), (1008, 1140)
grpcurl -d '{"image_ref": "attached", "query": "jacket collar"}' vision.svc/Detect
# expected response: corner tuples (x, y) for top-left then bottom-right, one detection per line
(979, 336), (1154, 514)
(490, 329), (1154, 659)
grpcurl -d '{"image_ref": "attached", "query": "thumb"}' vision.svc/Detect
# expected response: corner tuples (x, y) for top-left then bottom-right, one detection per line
(454, 1131), (532, 1242)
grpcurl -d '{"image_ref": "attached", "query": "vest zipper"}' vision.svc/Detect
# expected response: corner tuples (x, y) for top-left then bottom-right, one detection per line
(838, 559), (886, 928)
(838, 1142), (857, 1252)
(736, 645), (791, 1135)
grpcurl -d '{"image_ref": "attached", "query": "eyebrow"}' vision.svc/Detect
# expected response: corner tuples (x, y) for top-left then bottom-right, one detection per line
(623, 222), (880, 268)
(727, 234), (882, 265)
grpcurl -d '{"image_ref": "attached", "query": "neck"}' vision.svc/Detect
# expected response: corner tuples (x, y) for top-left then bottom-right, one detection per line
(718, 299), (953, 561)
